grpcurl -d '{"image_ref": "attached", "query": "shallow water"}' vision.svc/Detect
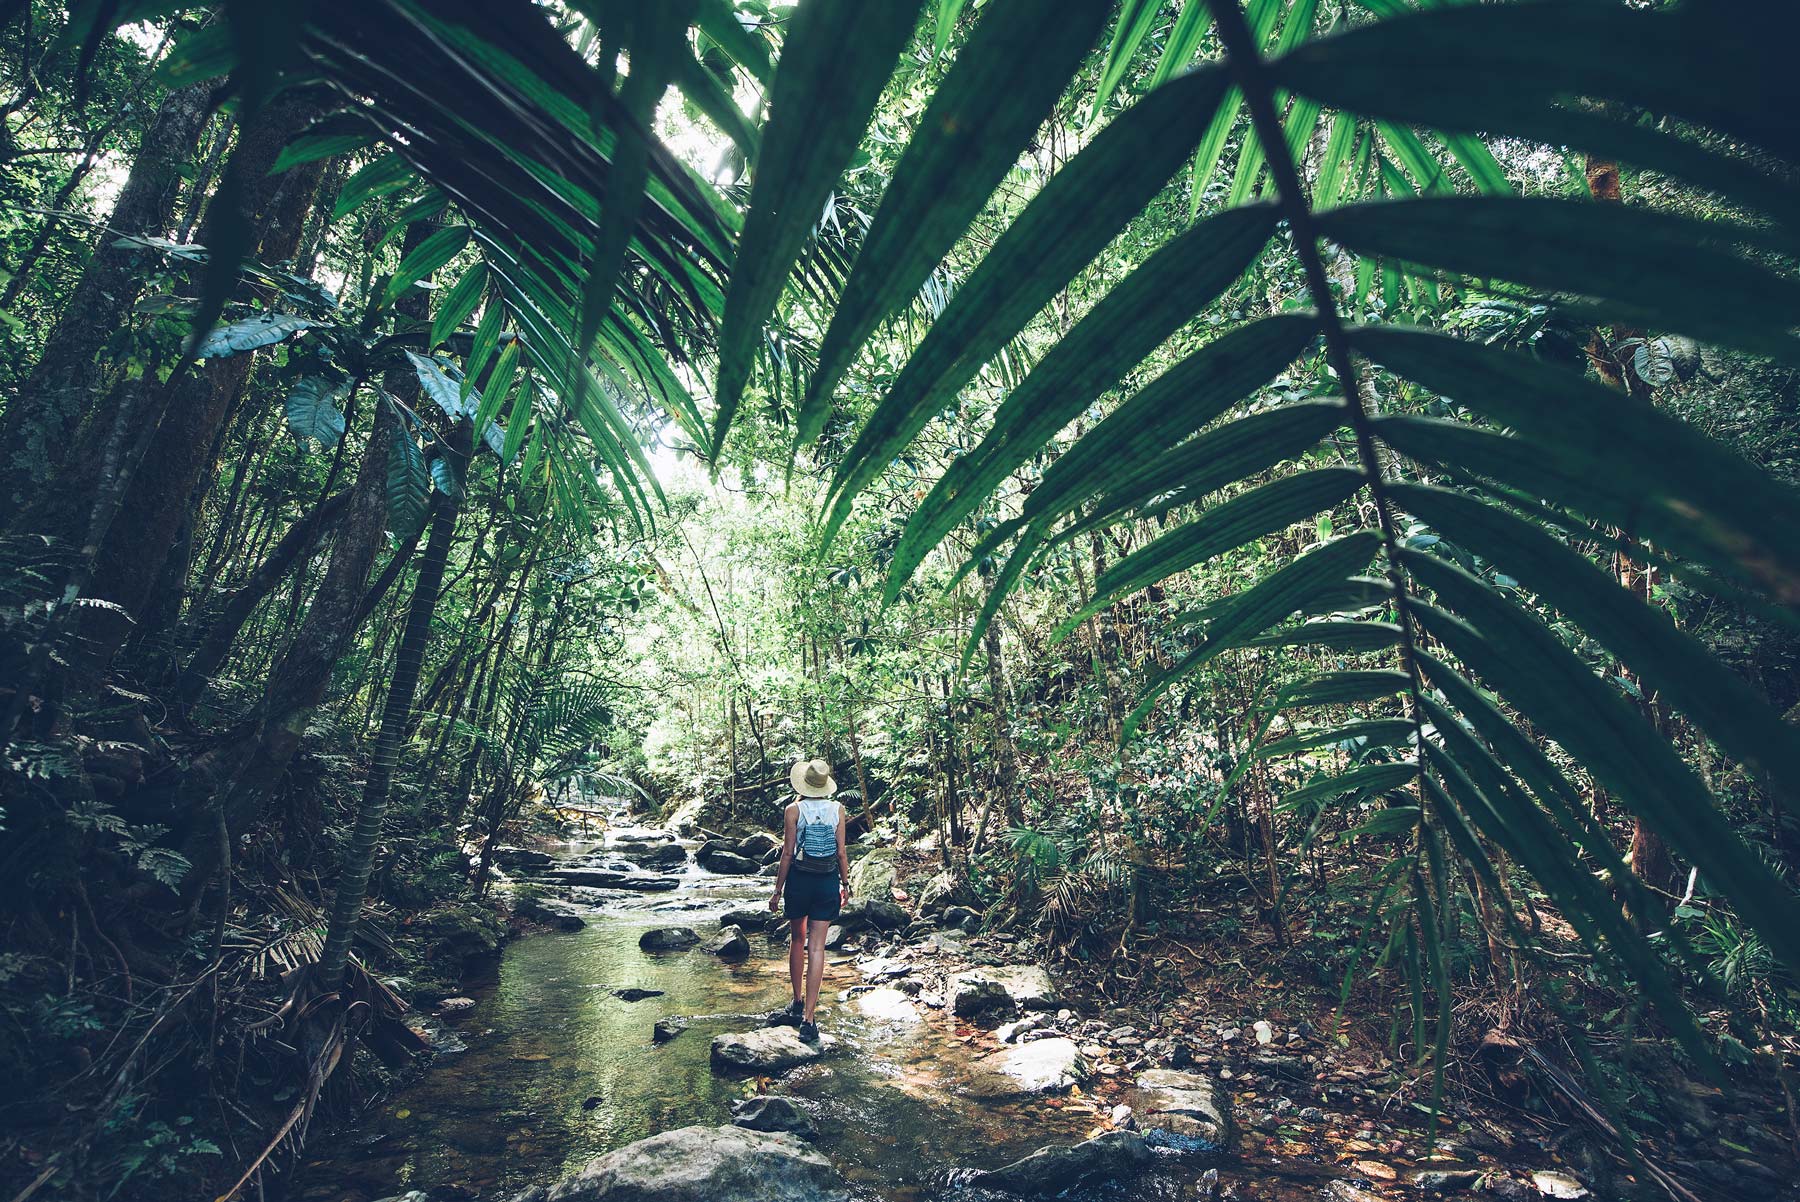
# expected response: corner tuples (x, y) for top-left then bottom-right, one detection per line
(285, 841), (1305, 1202)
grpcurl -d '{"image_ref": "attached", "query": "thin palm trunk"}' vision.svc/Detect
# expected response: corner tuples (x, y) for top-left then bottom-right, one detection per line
(318, 423), (469, 985)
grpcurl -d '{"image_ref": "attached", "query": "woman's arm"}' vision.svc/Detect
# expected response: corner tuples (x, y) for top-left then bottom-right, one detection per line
(768, 804), (797, 911)
(836, 808), (851, 902)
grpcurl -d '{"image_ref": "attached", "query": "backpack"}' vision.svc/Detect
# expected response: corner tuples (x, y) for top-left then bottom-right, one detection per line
(791, 799), (839, 874)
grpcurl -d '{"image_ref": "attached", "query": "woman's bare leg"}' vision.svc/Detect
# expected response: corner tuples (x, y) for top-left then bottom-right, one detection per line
(787, 916), (807, 1004)
(803, 917), (830, 1020)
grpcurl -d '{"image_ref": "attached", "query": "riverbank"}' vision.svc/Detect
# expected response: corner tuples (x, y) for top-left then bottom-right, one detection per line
(285, 825), (1798, 1202)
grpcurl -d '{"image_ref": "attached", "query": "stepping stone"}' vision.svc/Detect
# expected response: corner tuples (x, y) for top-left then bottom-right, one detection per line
(710, 1026), (838, 1073)
(964, 1037), (1085, 1099)
(639, 927), (699, 952)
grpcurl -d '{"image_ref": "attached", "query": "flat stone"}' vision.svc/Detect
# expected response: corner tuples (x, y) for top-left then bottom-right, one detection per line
(950, 965), (1058, 1017)
(437, 997), (476, 1015)
(730, 1095), (816, 1140)
(707, 925), (751, 959)
(652, 1016), (688, 1043)
(609, 828), (674, 843)
(548, 867), (679, 892)
(614, 842), (687, 868)
(518, 897), (587, 930)
(1132, 1068), (1234, 1149)
(854, 987), (920, 1024)
(614, 987), (664, 1002)
(710, 1026), (839, 1073)
(529, 1124), (847, 1202)
(968, 1131), (1152, 1195)
(1530, 1171), (1589, 1199)
(856, 956), (912, 981)
(490, 845), (555, 870)
(965, 1037), (1086, 1099)
(639, 927), (700, 952)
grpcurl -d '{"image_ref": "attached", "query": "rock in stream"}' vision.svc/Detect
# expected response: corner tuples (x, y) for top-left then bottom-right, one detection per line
(514, 1124), (847, 1202)
(968, 1130), (1153, 1195)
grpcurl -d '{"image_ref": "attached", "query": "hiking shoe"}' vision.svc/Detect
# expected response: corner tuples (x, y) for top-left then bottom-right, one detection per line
(769, 999), (803, 1027)
(798, 1020), (819, 1043)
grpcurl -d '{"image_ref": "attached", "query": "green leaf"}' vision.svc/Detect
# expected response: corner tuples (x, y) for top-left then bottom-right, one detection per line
(430, 453), (462, 498)
(1050, 395), (1344, 557)
(1258, 716), (1414, 759)
(1277, 669), (1411, 711)
(271, 129), (376, 175)
(334, 152), (414, 220)
(1313, 111), (1358, 207)
(822, 63), (1234, 554)
(795, 0), (1111, 447)
(1282, 760), (1417, 812)
(1091, 0), (1161, 122)
(1123, 530), (1382, 739)
(407, 351), (474, 423)
(1189, 0), (1283, 217)
(713, 0), (925, 451)
(1317, 199), (1800, 364)
(430, 263), (488, 351)
(1058, 467), (1365, 638)
(384, 225), (470, 306)
(387, 426), (431, 537)
(1246, 619), (1402, 654)
(888, 202), (1280, 597)
(500, 381), (534, 465)
(695, 0), (774, 83)
(1149, 0), (1208, 88)
(1402, 551), (1800, 975)
(195, 312), (318, 359)
(284, 377), (349, 448)
(1392, 483), (1800, 801)
(1272, 1), (1800, 166)
(1010, 316), (1325, 544)
(1356, 326), (1800, 600)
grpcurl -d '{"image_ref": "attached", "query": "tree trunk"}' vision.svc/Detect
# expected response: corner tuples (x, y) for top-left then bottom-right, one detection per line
(0, 83), (212, 508)
(318, 422), (469, 985)
(39, 89), (330, 681)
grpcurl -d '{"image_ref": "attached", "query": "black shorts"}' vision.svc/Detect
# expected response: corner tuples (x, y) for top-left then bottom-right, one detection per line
(783, 871), (841, 922)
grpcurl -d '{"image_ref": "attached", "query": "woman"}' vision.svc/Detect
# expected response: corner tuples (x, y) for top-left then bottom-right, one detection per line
(767, 757), (849, 1042)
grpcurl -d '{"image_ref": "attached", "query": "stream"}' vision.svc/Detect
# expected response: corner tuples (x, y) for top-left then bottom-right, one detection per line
(286, 833), (1309, 1202)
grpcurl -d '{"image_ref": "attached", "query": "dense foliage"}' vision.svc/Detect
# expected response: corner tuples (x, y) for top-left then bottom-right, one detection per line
(2, 0), (1798, 1198)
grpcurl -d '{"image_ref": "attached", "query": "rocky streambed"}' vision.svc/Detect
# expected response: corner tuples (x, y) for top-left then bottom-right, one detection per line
(283, 830), (1614, 1202)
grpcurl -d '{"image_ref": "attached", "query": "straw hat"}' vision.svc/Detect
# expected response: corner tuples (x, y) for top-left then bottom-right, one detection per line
(789, 757), (837, 798)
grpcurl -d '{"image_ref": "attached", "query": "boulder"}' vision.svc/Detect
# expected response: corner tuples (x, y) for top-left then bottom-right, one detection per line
(915, 870), (973, 916)
(730, 1095), (817, 1140)
(940, 904), (981, 929)
(517, 897), (586, 930)
(710, 1026), (838, 1073)
(548, 867), (679, 892)
(652, 1016), (688, 1043)
(639, 927), (700, 952)
(737, 832), (779, 859)
(949, 965), (1058, 1017)
(707, 925), (751, 959)
(837, 899), (907, 933)
(1132, 1068), (1233, 1149)
(968, 1131), (1152, 1195)
(615, 842), (687, 868)
(720, 906), (779, 932)
(847, 848), (897, 900)
(698, 847), (761, 875)
(965, 1038), (1086, 1099)
(524, 1124), (847, 1202)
